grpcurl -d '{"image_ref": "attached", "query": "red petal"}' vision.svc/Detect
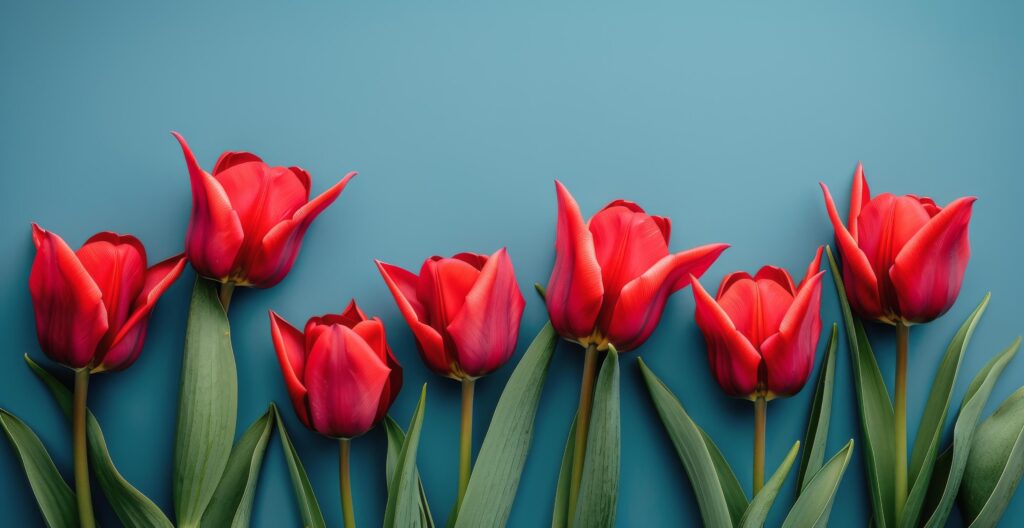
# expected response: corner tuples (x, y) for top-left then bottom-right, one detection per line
(691, 276), (762, 398)
(717, 271), (754, 299)
(447, 248), (525, 377)
(350, 317), (402, 422)
(75, 232), (148, 344)
(270, 311), (312, 428)
(416, 257), (480, 337)
(890, 196), (976, 323)
(28, 225), (109, 368)
(761, 270), (824, 396)
(848, 162), (871, 241)
(605, 242), (728, 351)
(376, 260), (450, 375)
(216, 162), (310, 253)
(545, 181), (604, 341)
(753, 265), (796, 295)
(798, 246), (824, 290)
(820, 182), (884, 320)
(213, 151), (264, 175)
(717, 274), (793, 348)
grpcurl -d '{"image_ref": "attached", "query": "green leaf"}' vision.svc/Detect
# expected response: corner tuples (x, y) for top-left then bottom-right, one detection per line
(25, 355), (172, 528)
(573, 349), (621, 528)
(638, 357), (733, 527)
(453, 323), (559, 527)
(550, 415), (577, 528)
(782, 439), (855, 528)
(700, 427), (749, 525)
(173, 278), (238, 528)
(0, 408), (78, 527)
(200, 407), (275, 527)
(384, 384), (428, 528)
(385, 416), (435, 528)
(797, 324), (838, 492)
(923, 337), (1020, 527)
(740, 441), (800, 528)
(901, 294), (990, 527)
(273, 407), (326, 528)
(826, 246), (896, 527)
(961, 385), (1024, 526)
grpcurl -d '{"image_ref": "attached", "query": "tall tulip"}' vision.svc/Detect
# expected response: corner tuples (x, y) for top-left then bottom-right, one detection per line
(691, 247), (824, 493)
(376, 248), (524, 511)
(544, 181), (728, 518)
(820, 163), (976, 517)
(270, 300), (402, 527)
(29, 225), (186, 527)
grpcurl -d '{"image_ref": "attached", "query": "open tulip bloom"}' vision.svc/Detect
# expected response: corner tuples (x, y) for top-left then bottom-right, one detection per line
(28, 225), (186, 526)
(270, 300), (402, 527)
(691, 247), (825, 493)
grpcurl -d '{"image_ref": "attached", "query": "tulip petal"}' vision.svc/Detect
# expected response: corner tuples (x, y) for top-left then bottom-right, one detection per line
(545, 181), (604, 341)
(754, 265), (796, 295)
(691, 276), (762, 398)
(172, 132), (245, 280)
(351, 318), (402, 422)
(761, 270), (824, 397)
(215, 163), (310, 247)
(305, 325), (391, 438)
(417, 257), (480, 337)
(718, 274), (793, 348)
(75, 233), (148, 342)
(247, 171), (356, 287)
(376, 260), (449, 375)
(270, 311), (312, 428)
(29, 225), (109, 369)
(820, 182), (884, 320)
(890, 196), (976, 323)
(213, 151), (264, 175)
(447, 248), (525, 377)
(606, 242), (728, 351)
(798, 246), (824, 289)
(848, 162), (871, 241)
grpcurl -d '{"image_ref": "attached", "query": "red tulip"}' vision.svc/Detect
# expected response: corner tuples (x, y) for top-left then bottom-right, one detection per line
(376, 248), (525, 380)
(692, 248), (825, 399)
(29, 225), (187, 372)
(545, 181), (729, 352)
(270, 300), (402, 438)
(173, 132), (355, 288)
(821, 163), (976, 325)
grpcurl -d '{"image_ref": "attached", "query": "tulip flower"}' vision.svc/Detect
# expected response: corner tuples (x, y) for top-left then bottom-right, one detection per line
(820, 163), (976, 518)
(691, 248), (824, 493)
(172, 131), (355, 300)
(270, 300), (402, 527)
(28, 224), (186, 527)
(543, 181), (728, 517)
(376, 248), (524, 511)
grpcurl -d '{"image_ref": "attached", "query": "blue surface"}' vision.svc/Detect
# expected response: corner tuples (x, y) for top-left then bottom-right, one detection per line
(2, 1), (1022, 526)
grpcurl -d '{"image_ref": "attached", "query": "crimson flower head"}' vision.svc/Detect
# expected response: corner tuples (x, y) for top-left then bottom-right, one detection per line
(376, 248), (525, 380)
(821, 163), (976, 325)
(544, 181), (728, 352)
(29, 225), (186, 372)
(270, 300), (402, 439)
(173, 132), (354, 288)
(692, 248), (825, 400)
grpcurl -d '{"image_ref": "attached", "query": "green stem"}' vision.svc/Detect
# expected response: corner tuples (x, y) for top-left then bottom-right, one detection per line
(340, 438), (355, 528)
(457, 378), (475, 512)
(218, 282), (235, 312)
(895, 322), (909, 520)
(753, 396), (766, 496)
(73, 368), (95, 528)
(567, 343), (599, 526)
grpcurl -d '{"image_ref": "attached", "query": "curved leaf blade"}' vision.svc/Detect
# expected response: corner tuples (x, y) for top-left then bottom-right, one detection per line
(273, 407), (326, 528)
(384, 384), (428, 528)
(797, 324), (838, 492)
(0, 408), (78, 528)
(385, 416), (435, 528)
(200, 407), (275, 527)
(782, 439), (855, 528)
(573, 349), (620, 528)
(550, 415), (576, 528)
(701, 427), (749, 525)
(740, 441), (800, 528)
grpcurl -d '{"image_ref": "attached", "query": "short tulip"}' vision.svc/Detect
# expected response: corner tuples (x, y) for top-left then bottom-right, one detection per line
(29, 225), (187, 372)
(173, 132), (355, 288)
(270, 300), (402, 439)
(821, 163), (975, 325)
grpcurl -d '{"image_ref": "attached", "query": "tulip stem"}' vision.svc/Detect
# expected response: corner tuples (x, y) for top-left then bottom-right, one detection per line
(568, 343), (599, 526)
(218, 282), (235, 312)
(339, 438), (355, 528)
(895, 322), (909, 520)
(753, 395), (766, 496)
(73, 368), (95, 528)
(457, 377), (475, 513)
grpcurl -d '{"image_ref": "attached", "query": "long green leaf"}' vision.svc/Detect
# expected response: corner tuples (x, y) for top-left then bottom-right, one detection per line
(782, 439), (855, 528)
(901, 294), (990, 527)
(273, 407), (326, 528)
(960, 384), (1024, 526)
(573, 349), (620, 528)
(454, 323), (559, 527)
(638, 357), (733, 527)
(384, 384), (428, 528)
(26, 355), (172, 528)
(550, 415), (577, 528)
(739, 441), (800, 528)
(173, 278), (238, 528)
(826, 246), (896, 527)
(0, 408), (78, 527)
(200, 407), (274, 527)
(700, 427), (749, 524)
(385, 415), (435, 528)
(797, 324), (838, 492)
(923, 337), (1020, 526)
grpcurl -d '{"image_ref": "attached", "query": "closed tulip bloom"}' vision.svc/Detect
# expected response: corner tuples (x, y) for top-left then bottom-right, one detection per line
(692, 247), (825, 400)
(173, 132), (355, 289)
(29, 224), (187, 372)
(376, 248), (525, 380)
(821, 163), (976, 325)
(270, 300), (402, 439)
(545, 181), (729, 352)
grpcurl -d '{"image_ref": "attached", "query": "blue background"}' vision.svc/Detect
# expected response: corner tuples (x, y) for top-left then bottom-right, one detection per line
(1, 1), (1022, 526)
